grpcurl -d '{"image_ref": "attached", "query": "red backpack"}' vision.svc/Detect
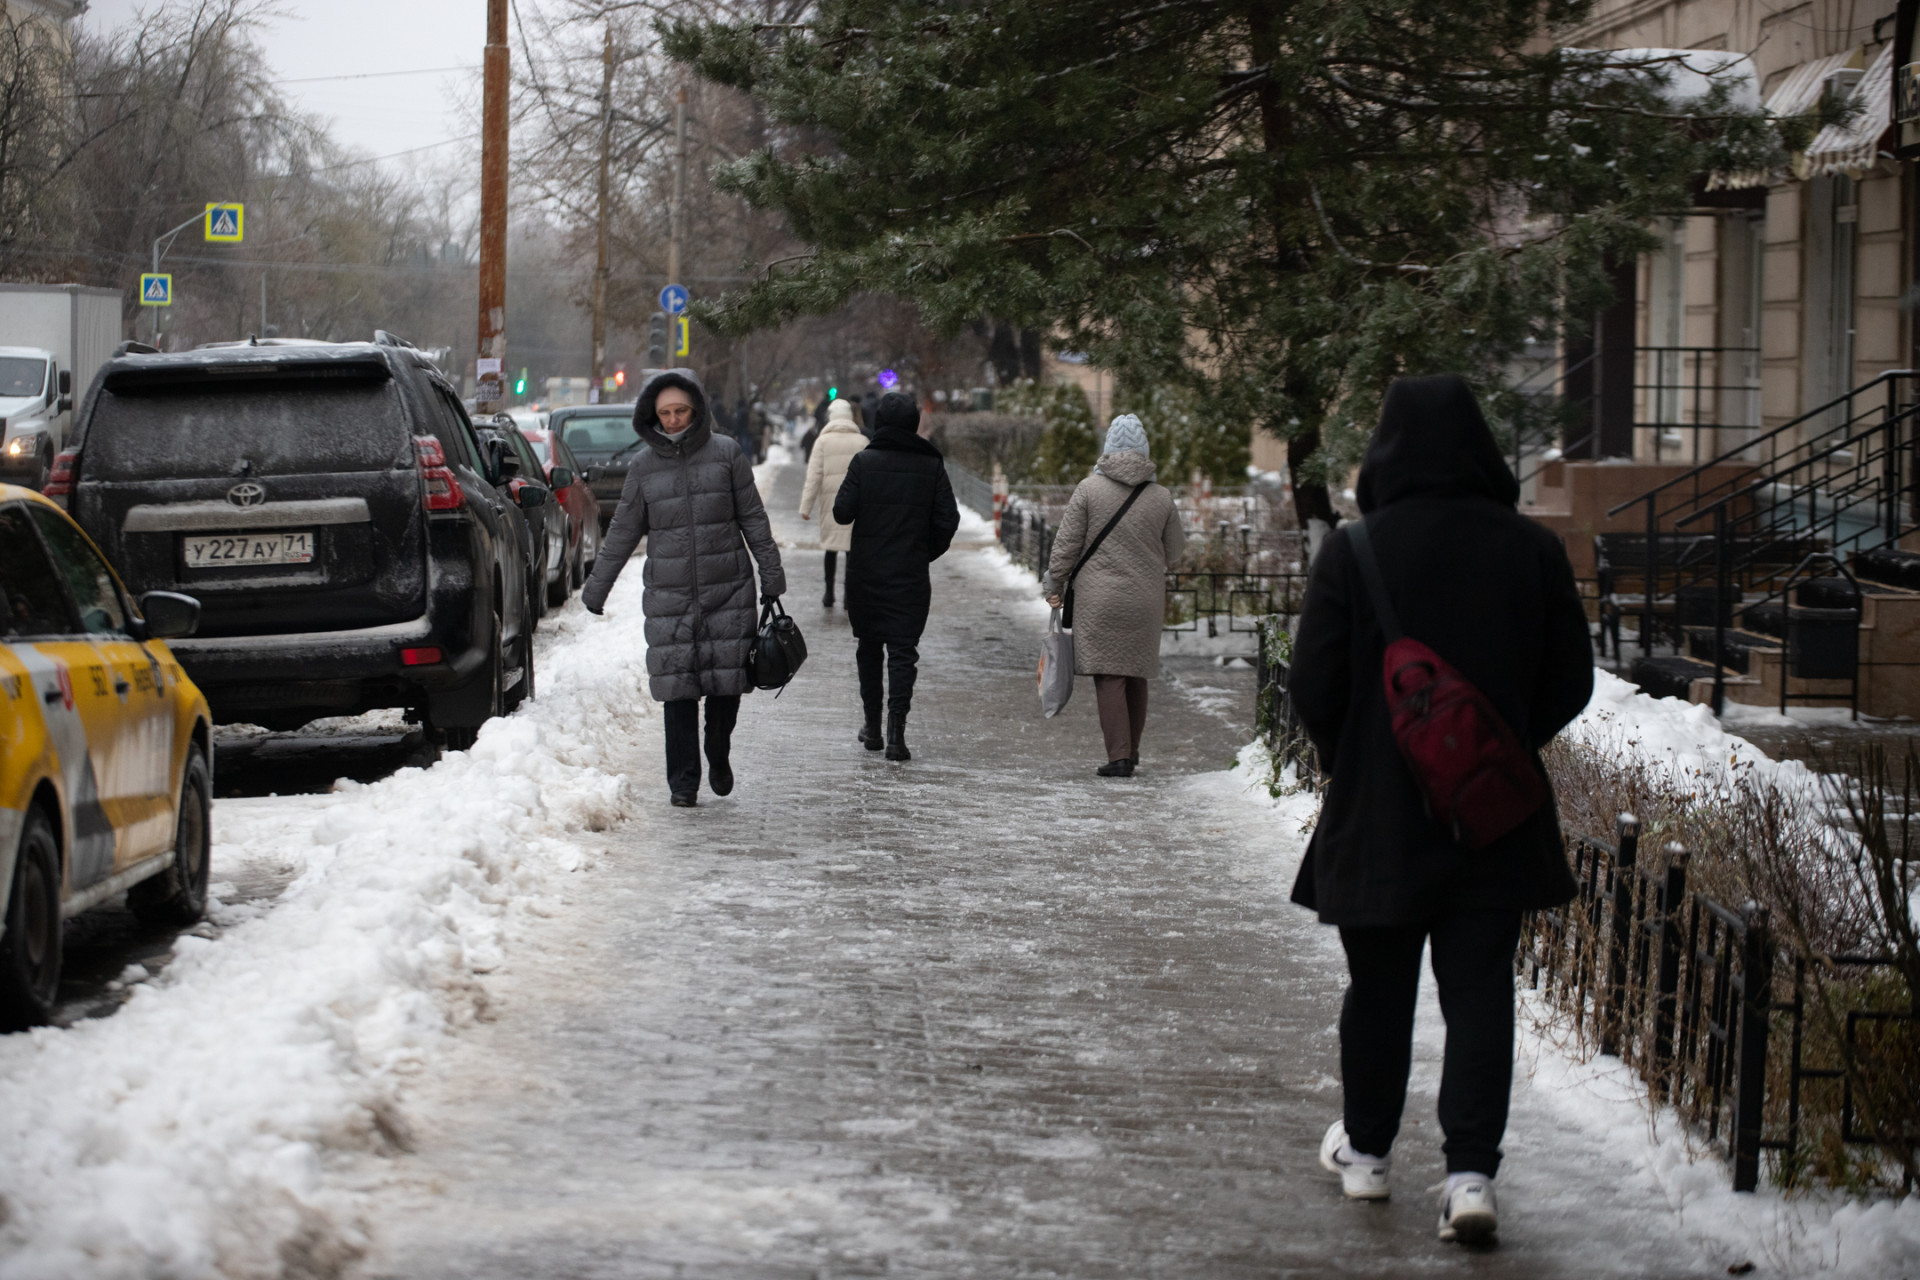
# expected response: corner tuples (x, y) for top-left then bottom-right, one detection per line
(1346, 519), (1548, 848)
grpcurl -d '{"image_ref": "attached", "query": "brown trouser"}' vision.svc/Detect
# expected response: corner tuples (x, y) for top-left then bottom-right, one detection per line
(1093, 674), (1149, 762)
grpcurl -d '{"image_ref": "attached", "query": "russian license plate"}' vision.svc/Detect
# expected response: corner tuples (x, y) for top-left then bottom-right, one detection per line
(183, 531), (315, 568)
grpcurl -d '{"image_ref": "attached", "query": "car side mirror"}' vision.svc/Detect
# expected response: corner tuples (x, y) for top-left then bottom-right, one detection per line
(547, 466), (574, 489)
(495, 447), (521, 480)
(135, 590), (200, 640)
(515, 485), (548, 509)
(58, 370), (71, 395)
(586, 465), (605, 483)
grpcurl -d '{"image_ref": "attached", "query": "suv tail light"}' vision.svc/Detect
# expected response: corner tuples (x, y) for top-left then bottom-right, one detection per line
(413, 435), (465, 512)
(42, 449), (78, 500)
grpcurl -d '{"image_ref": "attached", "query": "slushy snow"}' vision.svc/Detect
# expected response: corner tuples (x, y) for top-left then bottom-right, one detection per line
(0, 577), (651, 1279)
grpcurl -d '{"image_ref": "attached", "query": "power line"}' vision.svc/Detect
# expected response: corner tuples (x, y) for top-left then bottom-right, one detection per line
(272, 65), (479, 85)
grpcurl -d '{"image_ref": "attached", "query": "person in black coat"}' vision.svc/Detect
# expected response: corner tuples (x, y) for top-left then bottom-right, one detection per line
(1288, 375), (1593, 1238)
(832, 390), (961, 761)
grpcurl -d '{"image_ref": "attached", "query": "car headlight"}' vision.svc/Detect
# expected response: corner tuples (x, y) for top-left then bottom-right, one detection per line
(6, 437), (27, 455)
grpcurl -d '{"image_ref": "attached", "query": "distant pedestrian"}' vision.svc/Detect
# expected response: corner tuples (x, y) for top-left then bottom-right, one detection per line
(581, 368), (787, 808)
(799, 397), (867, 609)
(832, 390), (960, 760)
(1042, 414), (1186, 777)
(1288, 375), (1593, 1242)
(733, 396), (757, 462)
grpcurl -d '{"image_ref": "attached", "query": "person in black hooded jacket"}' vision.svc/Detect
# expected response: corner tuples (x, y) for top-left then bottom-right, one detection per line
(832, 391), (961, 760)
(1288, 375), (1592, 1240)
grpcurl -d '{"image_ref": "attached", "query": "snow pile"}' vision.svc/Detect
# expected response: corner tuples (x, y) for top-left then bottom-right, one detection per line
(0, 575), (652, 1280)
(1563, 669), (1821, 797)
(1520, 1014), (1920, 1277)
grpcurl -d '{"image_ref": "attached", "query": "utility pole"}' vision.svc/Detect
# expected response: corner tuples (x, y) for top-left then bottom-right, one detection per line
(475, 0), (510, 413)
(590, 23), (614, 397)
(667, 83), (687, 320)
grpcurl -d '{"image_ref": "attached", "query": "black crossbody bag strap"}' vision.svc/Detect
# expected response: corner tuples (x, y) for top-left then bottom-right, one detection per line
(1344, 518), (1404, 644)
(1062, 480), (1150, 629)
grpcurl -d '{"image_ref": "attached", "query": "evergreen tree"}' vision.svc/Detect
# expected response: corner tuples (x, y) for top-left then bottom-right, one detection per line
(666, 1), (1788, 525)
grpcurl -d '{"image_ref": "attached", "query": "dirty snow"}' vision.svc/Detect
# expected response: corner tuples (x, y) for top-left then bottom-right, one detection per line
(0, 579), (650, 1280)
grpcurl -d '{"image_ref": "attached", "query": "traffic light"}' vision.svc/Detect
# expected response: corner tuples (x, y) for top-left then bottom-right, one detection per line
(827, 386), (838, 400)
(647, 312), (667, 366)
(614, 367), (626, 389)
(514, 368), (527, 396)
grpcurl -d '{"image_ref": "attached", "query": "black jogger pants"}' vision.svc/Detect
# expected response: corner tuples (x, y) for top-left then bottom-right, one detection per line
(663, 695), (740, 796)
(1337, 908), (1522, 1177)
(856, 637), (919, 718)
(823, 550), (841, 599)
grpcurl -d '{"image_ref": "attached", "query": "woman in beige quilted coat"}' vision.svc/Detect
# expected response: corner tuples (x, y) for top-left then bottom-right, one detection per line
(1044, 414), (1186, 776)
(799, 397), (868, 607)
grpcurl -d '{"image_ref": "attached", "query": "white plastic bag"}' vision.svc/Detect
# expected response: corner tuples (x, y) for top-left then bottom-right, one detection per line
(1038, 607), (1074, 718)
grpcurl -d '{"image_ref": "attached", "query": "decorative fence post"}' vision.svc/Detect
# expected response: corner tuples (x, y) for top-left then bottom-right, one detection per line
(1651, 848), (1689, 1100)
(1602, 813), (1640, 1057)
(1732, 903), (1773, 1192)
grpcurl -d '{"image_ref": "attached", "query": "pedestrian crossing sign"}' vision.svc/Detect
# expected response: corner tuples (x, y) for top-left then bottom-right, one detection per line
(674, 315), (689, 358)
(203, 202), (243, 242)
(139, 273), (172, 307)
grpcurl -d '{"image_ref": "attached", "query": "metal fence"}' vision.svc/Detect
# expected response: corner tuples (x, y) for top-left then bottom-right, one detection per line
(1522, 815), (1915, 1192)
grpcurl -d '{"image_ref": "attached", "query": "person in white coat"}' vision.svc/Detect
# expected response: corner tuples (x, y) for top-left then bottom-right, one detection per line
(798, 397), (868, 608)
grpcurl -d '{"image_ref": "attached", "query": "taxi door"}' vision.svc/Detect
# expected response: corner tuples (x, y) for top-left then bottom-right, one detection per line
(27, 505), (176, 868)
(0, 504), (123, 892)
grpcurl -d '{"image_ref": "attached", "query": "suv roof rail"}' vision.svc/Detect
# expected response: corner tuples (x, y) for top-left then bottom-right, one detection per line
(373, 329), (417, 350)
(113, 340), (159, 357)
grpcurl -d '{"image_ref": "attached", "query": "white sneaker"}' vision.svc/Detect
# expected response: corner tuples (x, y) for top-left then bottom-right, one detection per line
(1318, 1120), (1390, 1200)
(1434, 1173), (1498, 1243)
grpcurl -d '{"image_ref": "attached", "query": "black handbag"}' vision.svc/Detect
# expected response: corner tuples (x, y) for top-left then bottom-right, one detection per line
(748, 597), (808, 690)
(1062, 481), (1150, 629)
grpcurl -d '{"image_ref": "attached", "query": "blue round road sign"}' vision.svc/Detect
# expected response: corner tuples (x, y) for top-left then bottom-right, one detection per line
(659, 284), (689, 315)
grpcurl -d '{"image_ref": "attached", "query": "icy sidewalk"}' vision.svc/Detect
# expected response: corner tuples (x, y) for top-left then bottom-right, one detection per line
(0, 583), (651, 1280)
(353, 460), (1706, 1280)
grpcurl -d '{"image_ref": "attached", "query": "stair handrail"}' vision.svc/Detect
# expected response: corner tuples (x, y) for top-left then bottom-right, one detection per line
(1604, 368), (1916, 520)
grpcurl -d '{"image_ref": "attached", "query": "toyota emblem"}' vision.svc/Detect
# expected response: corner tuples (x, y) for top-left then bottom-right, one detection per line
(227, 482), (267, 508)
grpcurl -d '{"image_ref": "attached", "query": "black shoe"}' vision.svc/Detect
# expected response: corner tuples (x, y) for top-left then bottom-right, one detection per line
(858, 718), (883, 750)
(823, 592), (834, 608)
(885, 712), (911, 761)
(1097, 758), (1135, 777)
(1129, 756), (1139, 770)
(670, 792), (698, 808)
(708, 757), (734, 796)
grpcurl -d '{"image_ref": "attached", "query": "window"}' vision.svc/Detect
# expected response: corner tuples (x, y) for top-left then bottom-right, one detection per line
(83, 378), (409, 481)
(28, 507), (126, 635)
(560, 413), (639, 457)
(0, 506), (76, 637)
(0, 357), (47, 400)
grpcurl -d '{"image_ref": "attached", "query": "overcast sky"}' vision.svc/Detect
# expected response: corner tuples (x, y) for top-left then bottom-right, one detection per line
(83, 1), (489, 169)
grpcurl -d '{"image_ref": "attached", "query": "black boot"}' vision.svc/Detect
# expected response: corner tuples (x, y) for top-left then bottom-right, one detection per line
(885, 712), (911, 761)
(858, 712), (883, 750)
(707, 751), (734, 796)
(1097, 758), (1135, 777)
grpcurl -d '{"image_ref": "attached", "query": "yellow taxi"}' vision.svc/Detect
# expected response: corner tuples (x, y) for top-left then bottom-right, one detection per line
(0, 484), (210, 1029)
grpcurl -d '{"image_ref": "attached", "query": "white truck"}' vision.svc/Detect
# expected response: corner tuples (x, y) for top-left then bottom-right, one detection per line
(0, 283), (124, 489)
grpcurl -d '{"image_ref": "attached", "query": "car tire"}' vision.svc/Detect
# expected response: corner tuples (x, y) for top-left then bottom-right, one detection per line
(29, 443), (51, 493)
(570, 533), (587, 588)
(547, 534), (571, 608)
(0, 808), (62, 1031)
(128, 745), (212, 928)
(440, 609), (503, 751)
(504, 625), (536, 713)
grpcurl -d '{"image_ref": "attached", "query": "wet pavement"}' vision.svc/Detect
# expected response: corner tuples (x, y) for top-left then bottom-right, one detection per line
(353, 458), (1705, 1279)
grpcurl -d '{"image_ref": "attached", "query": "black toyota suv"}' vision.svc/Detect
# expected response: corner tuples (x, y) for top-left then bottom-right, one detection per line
(50, 333), (537, 747)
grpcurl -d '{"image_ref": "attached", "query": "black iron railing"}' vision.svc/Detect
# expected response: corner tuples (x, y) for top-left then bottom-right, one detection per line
(1603, 370), (1920, 713)
(1524, 814), (1914, 1192)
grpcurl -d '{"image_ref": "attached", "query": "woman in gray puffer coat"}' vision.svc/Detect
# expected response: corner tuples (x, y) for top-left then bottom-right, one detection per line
(1043, 414), (1186, 776)
(582, 369), (786, 807)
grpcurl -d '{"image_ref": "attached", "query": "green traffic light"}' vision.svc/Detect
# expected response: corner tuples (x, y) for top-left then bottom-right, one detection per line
(828, 387), (837, 399)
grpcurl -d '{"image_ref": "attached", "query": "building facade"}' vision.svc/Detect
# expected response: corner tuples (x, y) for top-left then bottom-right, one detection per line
(1556, 0), (1911, 465)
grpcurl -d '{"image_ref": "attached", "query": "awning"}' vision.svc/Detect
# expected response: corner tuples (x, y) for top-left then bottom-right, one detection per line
(1805, 42), (1894, 175)
(1765, 49), (1863, 119)
(1709, 48), (1862, 188)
